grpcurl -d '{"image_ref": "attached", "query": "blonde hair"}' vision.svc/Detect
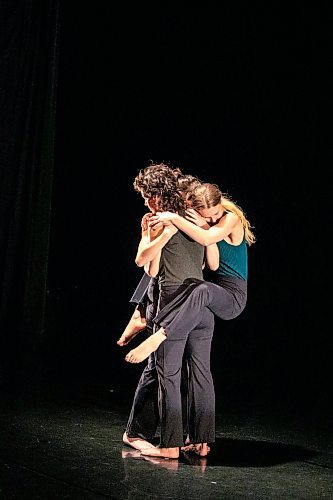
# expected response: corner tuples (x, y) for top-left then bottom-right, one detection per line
(188, 183), (256, 246)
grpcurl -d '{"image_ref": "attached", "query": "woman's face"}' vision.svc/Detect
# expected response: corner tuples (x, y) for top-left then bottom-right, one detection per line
(198, 204), (224, 225)
(142, 193), (160, 214)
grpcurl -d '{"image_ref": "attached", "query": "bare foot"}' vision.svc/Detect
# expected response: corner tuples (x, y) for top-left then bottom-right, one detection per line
(192, 443), (210, 457)
(122, 432), (156, 451)
(141, 447), (179, 459)
(117, 307), (147, 346)
(181, 443), (195, 452)
(181, 443), (210, 457)
(125, 328), (166, 363)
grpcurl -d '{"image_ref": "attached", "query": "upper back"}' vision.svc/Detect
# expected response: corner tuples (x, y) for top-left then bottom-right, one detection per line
(158, 230), (204, 285)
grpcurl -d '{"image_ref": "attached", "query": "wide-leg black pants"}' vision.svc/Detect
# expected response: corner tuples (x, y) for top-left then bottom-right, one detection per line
(126, 281), (159, 440)
(126, 283), (215, 447)
(155, 306), (215, 447)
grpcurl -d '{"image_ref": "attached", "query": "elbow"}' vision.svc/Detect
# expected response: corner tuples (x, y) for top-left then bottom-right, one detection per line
(144, 263), (158, 278)
(202, 238), (212, 247)
(207, 261), (219, 271)
(135, 256), (145, 267)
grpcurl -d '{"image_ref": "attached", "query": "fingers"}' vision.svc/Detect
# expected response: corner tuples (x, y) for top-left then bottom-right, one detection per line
(149, 219), (162, 228)
(185, 208), (196, 216)
(149, 221), (163, 231)
(185, 214), (197, 223)
(141, 212), (153, 230)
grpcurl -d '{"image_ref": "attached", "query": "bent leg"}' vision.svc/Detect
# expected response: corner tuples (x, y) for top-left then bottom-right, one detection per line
(126, 283), (213, 360)
(117, 303), (147, 346)
(155, 281), (238, 340)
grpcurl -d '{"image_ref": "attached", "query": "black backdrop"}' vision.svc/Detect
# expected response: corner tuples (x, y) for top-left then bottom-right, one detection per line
(1, 4), (330, 414)
(0, 0), (59, 388)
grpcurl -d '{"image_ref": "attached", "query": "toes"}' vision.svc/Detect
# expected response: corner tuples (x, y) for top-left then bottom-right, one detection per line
(125, 352), (137, 363)
(117, 336), (127, 346)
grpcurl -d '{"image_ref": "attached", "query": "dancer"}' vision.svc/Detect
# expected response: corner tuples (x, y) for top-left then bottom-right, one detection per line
(125, 182), (255, 364)
(122, 164), (215, 459)
(119, 168), (202, 451)
(117, 173), (202, 348)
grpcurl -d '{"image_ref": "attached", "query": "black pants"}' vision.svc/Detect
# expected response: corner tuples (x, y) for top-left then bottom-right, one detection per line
(125, 351), (159, 440)
(154, 276), (247, 340)
(126, 283), (215, 447)
(129, 272), (152, 306)
(126, 285), (159, 440)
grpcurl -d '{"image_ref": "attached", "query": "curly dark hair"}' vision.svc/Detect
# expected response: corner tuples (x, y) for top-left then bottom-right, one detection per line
(177, 174), (202, 194)
(133, 163), (185, 212)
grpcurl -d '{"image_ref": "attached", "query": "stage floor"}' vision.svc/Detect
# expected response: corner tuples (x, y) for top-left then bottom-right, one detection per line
(0, 385), (332, 499)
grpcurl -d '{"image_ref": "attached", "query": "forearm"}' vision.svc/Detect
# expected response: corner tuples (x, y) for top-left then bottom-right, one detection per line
(135, 230), (172, 267)
(205, 244), (219, 271)
(172, 214), (223, 245)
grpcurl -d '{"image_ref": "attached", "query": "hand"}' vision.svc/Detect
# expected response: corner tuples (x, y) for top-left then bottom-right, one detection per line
(148, 219), (177, 240)
(141, 212), (153, 231)
(149, 211), (177, 228)
(185, 208), (208, 228)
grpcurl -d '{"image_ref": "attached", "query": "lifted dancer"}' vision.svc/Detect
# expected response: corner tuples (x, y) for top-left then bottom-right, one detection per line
(125, 182), (255, 364)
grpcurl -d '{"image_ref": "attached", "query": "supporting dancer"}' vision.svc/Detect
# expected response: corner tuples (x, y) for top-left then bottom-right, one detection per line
(117, 173), (202, 348)
(122, 164), (215, 459)
(125, 182), (255, 364)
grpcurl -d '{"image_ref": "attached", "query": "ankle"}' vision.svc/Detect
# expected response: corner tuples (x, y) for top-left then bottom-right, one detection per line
(150, 330), (166, 350)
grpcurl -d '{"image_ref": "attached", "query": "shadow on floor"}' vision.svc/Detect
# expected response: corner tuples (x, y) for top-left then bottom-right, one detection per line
(182, 437), (318, 468)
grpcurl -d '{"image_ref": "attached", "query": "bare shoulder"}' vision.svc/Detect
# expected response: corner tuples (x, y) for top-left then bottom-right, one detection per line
(215, 211), (238, 228)
(226, 216), (244, 245)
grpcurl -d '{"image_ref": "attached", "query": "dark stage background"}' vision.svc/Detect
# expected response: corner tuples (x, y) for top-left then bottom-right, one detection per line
(1, 4), (330, 416)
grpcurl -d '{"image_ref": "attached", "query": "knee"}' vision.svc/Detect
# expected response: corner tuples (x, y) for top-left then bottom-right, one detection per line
(194, 283), (210, 304)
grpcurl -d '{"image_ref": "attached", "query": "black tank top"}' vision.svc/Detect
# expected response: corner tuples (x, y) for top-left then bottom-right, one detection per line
(158, 230), (204, 285)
